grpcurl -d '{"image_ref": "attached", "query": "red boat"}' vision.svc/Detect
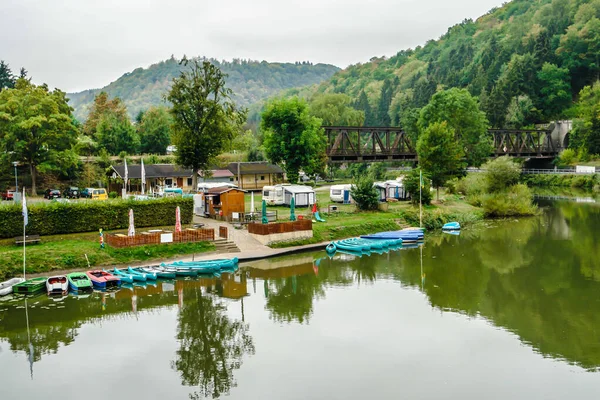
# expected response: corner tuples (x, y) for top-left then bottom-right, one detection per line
(86, 270), (121, 289)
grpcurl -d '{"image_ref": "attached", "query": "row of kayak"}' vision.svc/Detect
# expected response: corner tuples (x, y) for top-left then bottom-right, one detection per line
(0, 257), (239, 296)
(326, 238), (404, 254)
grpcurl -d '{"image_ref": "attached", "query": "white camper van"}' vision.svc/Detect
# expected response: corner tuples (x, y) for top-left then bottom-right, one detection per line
(330, 184), (352, 203)
(262, 184), (287, 205)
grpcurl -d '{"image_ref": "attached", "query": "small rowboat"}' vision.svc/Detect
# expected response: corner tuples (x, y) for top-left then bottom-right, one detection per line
(128, 267), (157, 280)
(46, 276), (68, 296)
(136, 266), (176, 279)
(66, 273), (93, 292)
(110, 268), (135, 284)
(86, 270), (121, 289)
(13, 277), (48, 294)
(0, 277), (25, 296)
(325, 243), (337, 254)
(442, 222), (461, 231)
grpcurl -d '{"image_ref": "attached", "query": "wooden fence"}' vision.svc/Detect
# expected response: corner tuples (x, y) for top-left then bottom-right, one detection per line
(105, 228), (215, 248)
(219, 226), (228, 239)
(248, 220), (312, 235)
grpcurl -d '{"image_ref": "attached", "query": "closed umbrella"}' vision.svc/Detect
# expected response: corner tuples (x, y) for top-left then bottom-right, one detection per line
(128, 209), (135, 236)
(175, 206), (182, 232)
(290, 196), (296, 221)
(312, 202), (317, 214)
(261, 200), (268, 224)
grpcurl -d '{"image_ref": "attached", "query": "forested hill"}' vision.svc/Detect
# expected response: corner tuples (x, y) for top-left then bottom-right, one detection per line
(68, 57), (339, 121)
(315, 0), (600, 128)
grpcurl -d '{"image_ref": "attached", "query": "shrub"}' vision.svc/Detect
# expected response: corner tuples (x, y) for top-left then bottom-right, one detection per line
(557, 149), (577, 167)
(403, 169), (432, 205)
(350, 177), (379, 211)
(481, 184), (537, 217)
(483, 156), (521, 192)
(456, 173), (486, 196)
(0, 197), (193, 238)
(109, 191), (118, 199)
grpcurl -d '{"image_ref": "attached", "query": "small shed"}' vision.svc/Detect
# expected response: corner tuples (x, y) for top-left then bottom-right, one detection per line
(203, 186), (246, 219)
(283, 185), (316, 207)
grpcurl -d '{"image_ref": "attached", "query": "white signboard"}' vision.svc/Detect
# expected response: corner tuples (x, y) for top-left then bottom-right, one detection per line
(576, 165), (596, 174)
(160, 233), (173, 243)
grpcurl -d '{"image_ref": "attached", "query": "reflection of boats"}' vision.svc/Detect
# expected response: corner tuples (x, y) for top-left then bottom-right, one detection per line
(86, 270), (121, 289)
(0, 277), (25, 296)
(443, 230), (461, 236)
(110, 268), (135, 283)
(442, 222), (461, 231)
(46, 276), (68, 296)
(66, 273), (93, 292)
(13, 277), (47, 295)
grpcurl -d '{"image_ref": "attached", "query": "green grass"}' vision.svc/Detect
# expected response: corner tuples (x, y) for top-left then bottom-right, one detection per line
(0, 228), (215, 280)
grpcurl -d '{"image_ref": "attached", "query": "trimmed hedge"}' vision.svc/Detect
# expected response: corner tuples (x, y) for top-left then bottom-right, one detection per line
(0, 197), (193, 238)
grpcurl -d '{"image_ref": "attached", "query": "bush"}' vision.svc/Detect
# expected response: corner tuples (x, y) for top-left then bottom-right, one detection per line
(0, 197), (193, 238)
(481, 184), (537, 217)
(350, 177), (379, 211)
(109, 191), (118, 199)
(483, 156), (521, 192)
(456, 173), (487, 196)
(403, 169), (432, 205)
(556, 149), (577, 167)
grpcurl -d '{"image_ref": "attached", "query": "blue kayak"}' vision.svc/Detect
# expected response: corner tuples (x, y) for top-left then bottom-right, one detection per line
(442, 222), (461, 231)
(361, 231), (423, 241)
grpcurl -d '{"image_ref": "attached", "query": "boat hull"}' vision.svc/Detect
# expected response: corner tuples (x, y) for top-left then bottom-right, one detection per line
(13, 277), (47, 294)
(46, 276), (68, 295)
(66, 273), (93, 292)
(0, 278), (25, 296)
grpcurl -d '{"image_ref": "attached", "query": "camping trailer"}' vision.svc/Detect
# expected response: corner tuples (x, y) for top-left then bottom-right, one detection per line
(283, 185), (316, 207)
(262, 185), (287, 205)
(330, 184), (353, 203)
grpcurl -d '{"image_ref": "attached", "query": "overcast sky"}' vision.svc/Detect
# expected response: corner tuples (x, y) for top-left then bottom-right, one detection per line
(2, 0), (503, 93)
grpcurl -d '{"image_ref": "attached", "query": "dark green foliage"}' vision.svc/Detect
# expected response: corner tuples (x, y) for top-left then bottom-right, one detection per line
(309, 93), (364, 126)
(0, 197), (192, 238)
(350, 176), (379, 211)
(261, 97), (325, 183)
(403, 169), (432, 206)
(376, 78), (395, 125)
(96, 112), (139, 155)
(138, 106), (172, 154)
(417, 121), (465, 198)
(0, 60), (16, 92)
(570, 82), (600, 155)
(368, 163), (386, 180)
(167, 59), (246, 189)
(354, 91), (374, 126)
(68, 57), (340, 121)
(109, 191), (118, 198)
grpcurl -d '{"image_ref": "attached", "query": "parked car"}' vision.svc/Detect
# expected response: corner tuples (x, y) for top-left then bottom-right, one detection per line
(1, 190), (15, 200)
(44, 189), (61, 199)
(91, 188), (108, 200)
(80, 188), (94, 198)
(63, 187), (80, 199)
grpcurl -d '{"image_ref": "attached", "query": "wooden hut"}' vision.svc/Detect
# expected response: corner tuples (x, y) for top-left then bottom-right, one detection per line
(204, 186), (246, 220)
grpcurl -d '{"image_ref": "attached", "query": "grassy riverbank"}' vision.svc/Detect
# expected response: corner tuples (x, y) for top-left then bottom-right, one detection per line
(521, 173), (599, 190)
(270, 197), (484, 248)
(0, 229), (214, 280)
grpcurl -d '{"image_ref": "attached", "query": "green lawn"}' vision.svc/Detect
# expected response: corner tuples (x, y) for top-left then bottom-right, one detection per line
(0, 225), (215, 280)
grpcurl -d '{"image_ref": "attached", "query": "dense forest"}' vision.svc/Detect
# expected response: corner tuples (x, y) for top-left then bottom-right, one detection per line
(67, 57), (340, 121)
(310, 0), (600, 130)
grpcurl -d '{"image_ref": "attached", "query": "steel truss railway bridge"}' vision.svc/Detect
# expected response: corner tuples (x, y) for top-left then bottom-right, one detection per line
(324, 126), (563, 163)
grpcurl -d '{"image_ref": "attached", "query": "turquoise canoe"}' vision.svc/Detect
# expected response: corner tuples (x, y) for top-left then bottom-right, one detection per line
(442, 222), (461, 231)
(128, 267), (157, 280)
(118, 268), (146, 282)
(137, 266), (176, 279)
(110, 268), (135, 284)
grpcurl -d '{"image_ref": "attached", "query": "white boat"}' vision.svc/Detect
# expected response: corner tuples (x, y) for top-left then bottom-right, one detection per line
(46, 275), (68, 296)
(0, 277), (25, 296)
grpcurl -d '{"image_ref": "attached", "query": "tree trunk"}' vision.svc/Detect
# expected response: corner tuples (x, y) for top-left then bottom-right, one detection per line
(437, 186), (440, 201)
(192, 168), (199, 192)
(29, 163), (37, 196)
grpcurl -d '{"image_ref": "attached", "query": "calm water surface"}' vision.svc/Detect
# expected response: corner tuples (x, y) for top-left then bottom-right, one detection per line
(2, 201), (600, 399)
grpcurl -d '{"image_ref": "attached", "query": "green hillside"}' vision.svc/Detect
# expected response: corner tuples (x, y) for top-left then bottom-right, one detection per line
(314, 0), (600, 128)
(68, 57), (340, 121)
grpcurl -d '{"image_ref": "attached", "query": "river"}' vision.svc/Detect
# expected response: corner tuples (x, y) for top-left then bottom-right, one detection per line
(1, 200), (600, 399)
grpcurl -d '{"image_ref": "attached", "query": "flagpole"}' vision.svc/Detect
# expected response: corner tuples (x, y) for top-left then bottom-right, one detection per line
(419, 168), (423, 229)
(23, 187), (26, 280)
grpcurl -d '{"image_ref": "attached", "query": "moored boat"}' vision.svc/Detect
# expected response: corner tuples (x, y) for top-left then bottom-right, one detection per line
(136, 266), (176, 279)
(124, 268), (149, 282)
(46, 276), (68, 296)
(110, 268), (135, 284)
(128, 267), (157, 280)
(66, 272), (93, 292)
(86, 270), (121, 289)
(442, 222), (461, 231)
(13, 277), (48, 295)
(325, 243), (337, 254)
(0, 277), (25, 296)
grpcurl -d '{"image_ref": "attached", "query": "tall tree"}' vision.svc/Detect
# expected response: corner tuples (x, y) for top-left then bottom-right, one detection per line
(167, 59), (246, 189)
(419, 88), (491, 167)
(261, 97), (325, 183)
(0, 79), (78, 194)
(376, 78), (394, 125)
(354, 90), (374, 126)
(96, 113), (139, 155)
(137, 106), (172, 154)
(537, 63), (572, 120)
(570, 81), (600, 155)
(82, 92), (129, 137)
(416, 121), (465, 200)
(0, 60), (16, 92)
(309, 93), (364, 126)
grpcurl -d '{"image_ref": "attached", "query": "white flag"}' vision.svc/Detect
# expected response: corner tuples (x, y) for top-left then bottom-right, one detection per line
(141, 159), (146, 195)
(22, 188), (28, 226)
(124, 159), (129, 187)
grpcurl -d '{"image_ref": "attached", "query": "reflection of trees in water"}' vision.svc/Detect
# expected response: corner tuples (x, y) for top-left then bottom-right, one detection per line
(265, 274), (325, 324)
(559, 202), (600, 281)
(172, 289), (254, 399)
(350, 255), (378, 284)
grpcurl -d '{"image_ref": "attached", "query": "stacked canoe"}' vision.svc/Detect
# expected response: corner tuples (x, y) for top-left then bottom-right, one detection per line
(326, 238), (403, 255)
